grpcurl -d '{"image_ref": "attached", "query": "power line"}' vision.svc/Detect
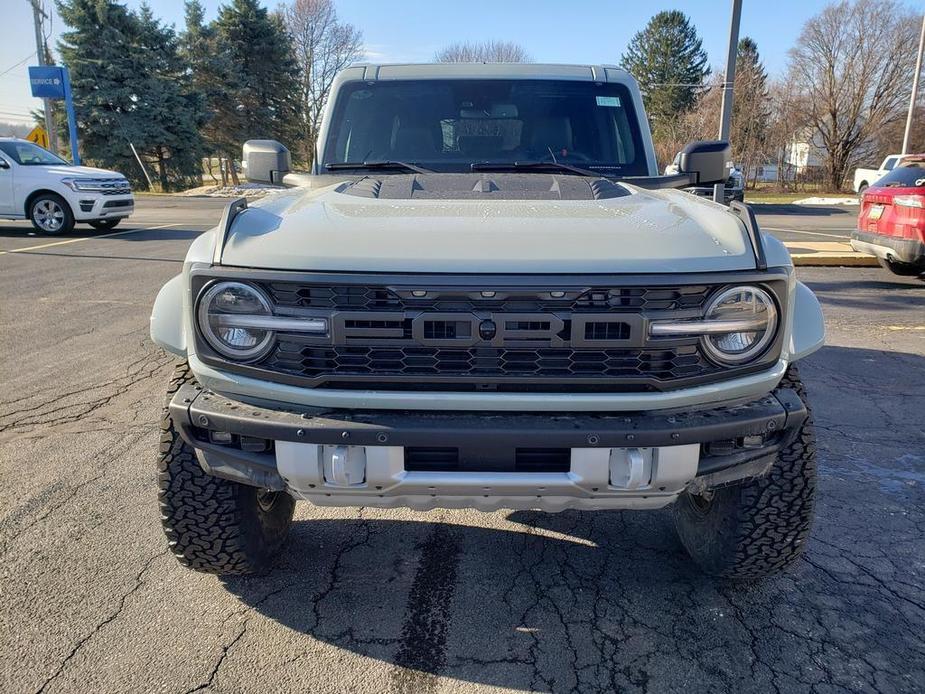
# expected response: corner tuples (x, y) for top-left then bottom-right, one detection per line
(0, 114), (37, 123)
(0, 50), (37, 78)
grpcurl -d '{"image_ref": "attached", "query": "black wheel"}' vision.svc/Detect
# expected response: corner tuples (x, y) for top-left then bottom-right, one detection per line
(858, 183), (868, 195)
(158, 362), (295, 575)
(29, 193), (74, 235)
(877, 257), (925, 277)
(673, 366), (816, 580)
(89, 218), (121, 230)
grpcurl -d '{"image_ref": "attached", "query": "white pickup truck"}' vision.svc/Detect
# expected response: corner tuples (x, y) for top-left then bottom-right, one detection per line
(0, 137), (134, 235)
(854, 154), (905, 193)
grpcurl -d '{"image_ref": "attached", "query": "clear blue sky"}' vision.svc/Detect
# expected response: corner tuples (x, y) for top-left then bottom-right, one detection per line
(0, 0), (897, 125)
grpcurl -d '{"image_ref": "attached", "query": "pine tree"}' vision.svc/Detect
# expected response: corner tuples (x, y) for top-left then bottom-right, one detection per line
(133, 3), (206, 189)
(208, 0), (301, 159)
(57, 0), (143, 178)
(180, 0), (236, 162)
(731, 37), (770, 184)
(57, 0), (205, 190)
(620, 11), (709, 136)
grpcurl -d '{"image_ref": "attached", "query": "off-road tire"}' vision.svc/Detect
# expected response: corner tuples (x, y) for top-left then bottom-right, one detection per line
(673, 366), (817, 580)
(877, 257), (925, 277)
(157, 362), (295, 575)
(89, 218), (121, 230)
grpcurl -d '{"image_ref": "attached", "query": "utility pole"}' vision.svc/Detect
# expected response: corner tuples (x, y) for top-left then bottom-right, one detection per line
(29, 0), (59, 154)
(902, 13), (925, 155)
(714, 0), (742, 203)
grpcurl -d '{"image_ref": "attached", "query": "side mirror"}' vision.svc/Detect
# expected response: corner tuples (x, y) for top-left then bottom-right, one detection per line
(677, 140), (731, 185)
(242, 140), (291, 184)
(0, 158), (10, 170)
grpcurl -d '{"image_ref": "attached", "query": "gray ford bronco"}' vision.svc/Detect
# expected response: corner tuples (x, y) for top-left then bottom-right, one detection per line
(151, 63), (825, 579)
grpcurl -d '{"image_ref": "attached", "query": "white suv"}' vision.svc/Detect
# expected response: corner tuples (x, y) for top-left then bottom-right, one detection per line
(0, 137), (134, 235)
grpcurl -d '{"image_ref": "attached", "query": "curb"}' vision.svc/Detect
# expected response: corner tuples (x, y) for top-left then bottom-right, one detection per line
(791, 253), (879, 267)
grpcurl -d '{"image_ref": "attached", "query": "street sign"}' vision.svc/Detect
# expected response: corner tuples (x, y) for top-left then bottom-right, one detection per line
(25, 126), (49, 149)
(28, 66), (66, 99)
(27, 65), (80, 165)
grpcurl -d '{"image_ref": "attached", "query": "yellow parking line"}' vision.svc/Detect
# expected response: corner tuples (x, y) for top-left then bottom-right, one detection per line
(0, 223), (183, 255)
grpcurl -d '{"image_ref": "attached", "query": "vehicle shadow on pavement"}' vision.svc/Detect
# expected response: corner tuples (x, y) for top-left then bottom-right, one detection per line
(751, 203), (856, 217)
(805, 276), (925, 302)
(217, 345), (924, 692)
(0, 225), (203, 241)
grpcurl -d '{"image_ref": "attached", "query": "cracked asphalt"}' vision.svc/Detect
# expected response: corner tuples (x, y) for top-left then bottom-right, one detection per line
(1, 198), (923, 693)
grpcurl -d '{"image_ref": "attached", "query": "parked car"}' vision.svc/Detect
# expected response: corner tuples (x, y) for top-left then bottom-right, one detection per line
(0, 137), (133, 235)
(150, 63), (825, 580)
(853, 153), (905, 194)
(851, 155), (925, 276)
(665, 154), (744, 203)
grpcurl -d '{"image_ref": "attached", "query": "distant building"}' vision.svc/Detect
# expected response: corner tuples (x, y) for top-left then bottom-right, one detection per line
(752, 163), (779, 182)
(787, 129), (826, 173)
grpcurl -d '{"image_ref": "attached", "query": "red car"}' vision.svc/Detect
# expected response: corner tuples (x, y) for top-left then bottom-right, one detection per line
(851, 155), (925, 277)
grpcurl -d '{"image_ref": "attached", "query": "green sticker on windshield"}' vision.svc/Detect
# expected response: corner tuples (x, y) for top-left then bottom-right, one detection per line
(596, 96), (621, 107)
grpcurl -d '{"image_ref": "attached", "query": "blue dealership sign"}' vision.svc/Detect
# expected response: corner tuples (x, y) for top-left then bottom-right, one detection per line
(27, 65), (81, 165)
(28, 66), (67, 99)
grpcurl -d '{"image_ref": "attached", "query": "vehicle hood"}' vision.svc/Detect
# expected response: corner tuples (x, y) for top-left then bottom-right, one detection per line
(38, 165), (126, 179)
(219, 173), (756, 273)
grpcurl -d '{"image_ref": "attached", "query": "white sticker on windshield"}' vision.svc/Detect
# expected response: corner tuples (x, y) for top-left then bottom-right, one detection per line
(596, 96), (621, 107)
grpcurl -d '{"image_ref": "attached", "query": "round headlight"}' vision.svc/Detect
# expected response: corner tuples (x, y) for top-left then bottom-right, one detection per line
(701, 285), (778, 364)
(197, 281), (274, 360)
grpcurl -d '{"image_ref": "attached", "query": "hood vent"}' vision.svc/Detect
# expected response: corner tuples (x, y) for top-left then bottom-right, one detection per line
(337, 173), (631, 201)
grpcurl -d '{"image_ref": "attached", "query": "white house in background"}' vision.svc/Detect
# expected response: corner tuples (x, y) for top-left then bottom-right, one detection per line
(787, 129), (826, 173)
(752, 163), (779, 182)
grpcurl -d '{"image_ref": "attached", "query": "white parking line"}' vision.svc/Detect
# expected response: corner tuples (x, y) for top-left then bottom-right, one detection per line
(0, 223), (184, 256)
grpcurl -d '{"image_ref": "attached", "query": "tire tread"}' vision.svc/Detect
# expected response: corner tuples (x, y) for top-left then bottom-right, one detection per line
(157, 362), (293, 575)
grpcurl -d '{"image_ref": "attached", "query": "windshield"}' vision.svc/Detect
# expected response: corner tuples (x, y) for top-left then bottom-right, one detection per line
(873, 162), (925, 188)
(322, 79), (648, 176)
(0, 140), (69, 166)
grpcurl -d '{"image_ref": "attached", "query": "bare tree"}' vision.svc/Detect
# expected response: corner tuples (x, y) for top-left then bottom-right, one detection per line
(787, 0), (920, 190)
(434, 40), (532, 63)
(766, 77), (810, 189)
(285, 0), (363, 166)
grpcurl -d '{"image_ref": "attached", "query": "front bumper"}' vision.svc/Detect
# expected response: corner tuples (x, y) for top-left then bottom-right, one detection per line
(168, 384), (807, 512)
(71, 193), (134, 221)
(851, 230), (925, 265)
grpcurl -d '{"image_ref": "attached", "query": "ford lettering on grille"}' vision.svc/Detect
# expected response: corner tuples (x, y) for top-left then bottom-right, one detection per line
(329, 311), (645, 349)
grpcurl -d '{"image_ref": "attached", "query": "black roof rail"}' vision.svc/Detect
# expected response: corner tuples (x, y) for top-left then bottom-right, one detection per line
(211, 197), (248, 265)
(729, 200), (767, 271)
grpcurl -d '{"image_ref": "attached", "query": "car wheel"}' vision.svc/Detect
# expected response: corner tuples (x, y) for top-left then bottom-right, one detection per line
(158, 362), (295, 575)
(877, 257), (925, 277)
(857, 183), (868, 195)
(88, 218), (121, 230)
(29, 193), (74, 235)
(673, 366), (816, 580)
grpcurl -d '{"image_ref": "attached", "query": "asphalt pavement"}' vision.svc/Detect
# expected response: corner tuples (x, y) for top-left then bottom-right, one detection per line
(1, 196), (923, 694)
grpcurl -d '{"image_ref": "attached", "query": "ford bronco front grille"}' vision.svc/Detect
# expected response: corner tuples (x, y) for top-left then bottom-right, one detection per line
(194, 274), (785, 393)
(266, 342), (716, 390)
(263, 283), (712, 313)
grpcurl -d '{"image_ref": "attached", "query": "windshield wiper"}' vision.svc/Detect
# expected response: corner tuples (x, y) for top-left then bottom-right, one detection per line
(470, 161), (601, 177)
(325, 160), (432, 174)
